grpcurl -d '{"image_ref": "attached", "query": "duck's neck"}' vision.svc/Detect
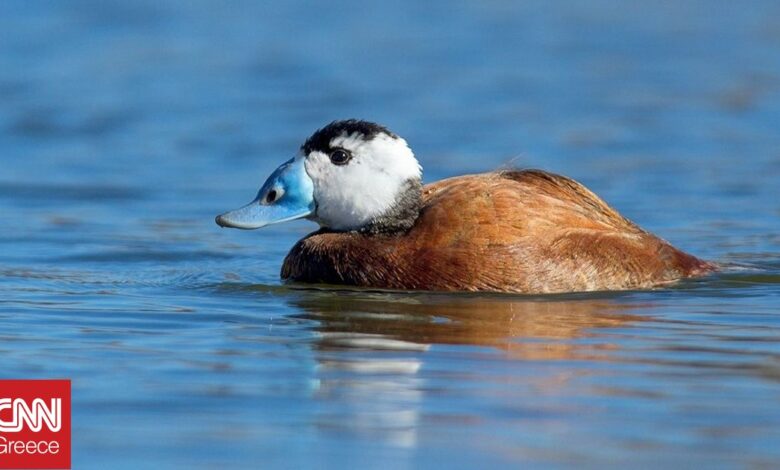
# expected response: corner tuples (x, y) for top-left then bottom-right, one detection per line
(359, 177), (423, 235)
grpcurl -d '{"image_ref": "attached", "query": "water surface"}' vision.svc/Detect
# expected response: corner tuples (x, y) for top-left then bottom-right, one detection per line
(1, 1), (780, 468)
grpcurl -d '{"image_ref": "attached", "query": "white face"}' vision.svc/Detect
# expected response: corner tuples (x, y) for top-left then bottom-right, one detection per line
(303, 132), (421, 231)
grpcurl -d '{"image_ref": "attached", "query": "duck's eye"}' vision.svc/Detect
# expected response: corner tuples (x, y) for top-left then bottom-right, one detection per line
(329, 149), (351, 166)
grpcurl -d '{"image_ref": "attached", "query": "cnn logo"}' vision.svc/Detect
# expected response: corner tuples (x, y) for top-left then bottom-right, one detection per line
(0, 380), (70, 469)
(0, 398), (61, 433)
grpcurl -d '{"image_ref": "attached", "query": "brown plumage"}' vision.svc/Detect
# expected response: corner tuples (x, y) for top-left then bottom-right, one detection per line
(282, 169), (714, 293)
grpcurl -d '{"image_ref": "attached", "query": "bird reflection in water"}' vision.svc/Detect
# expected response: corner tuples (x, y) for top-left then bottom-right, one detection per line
(286, 290), (646, 449)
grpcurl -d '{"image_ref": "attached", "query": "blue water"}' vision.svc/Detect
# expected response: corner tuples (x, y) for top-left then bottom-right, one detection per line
(2, 1), (780, 467)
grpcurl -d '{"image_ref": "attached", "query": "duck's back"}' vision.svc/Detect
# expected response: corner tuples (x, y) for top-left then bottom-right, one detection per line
(282, 170), (714, 293)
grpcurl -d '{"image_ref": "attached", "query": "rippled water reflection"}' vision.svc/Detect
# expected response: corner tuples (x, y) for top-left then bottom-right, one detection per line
(2, 0), (780, 468)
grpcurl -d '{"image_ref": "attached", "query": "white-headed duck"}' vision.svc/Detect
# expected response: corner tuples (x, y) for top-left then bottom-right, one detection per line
(216, 119), (714, 294)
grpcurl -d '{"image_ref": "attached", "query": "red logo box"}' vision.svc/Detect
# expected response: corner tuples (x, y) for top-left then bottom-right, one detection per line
(0, 380), (71, 469)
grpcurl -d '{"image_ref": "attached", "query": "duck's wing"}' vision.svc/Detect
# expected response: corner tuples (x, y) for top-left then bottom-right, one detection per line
(408, 170), (712, 293)
(421, 169), (641, 233)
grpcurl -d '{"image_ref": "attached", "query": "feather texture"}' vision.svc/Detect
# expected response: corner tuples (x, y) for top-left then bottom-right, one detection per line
(282, 170), (714, 293)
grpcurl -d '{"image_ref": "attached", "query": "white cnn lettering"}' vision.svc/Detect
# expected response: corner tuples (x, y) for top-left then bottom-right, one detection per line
(0, 398), (61, 432)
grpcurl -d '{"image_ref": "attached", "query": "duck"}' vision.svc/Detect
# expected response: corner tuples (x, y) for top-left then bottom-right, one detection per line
(216, 119), (715, 294)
